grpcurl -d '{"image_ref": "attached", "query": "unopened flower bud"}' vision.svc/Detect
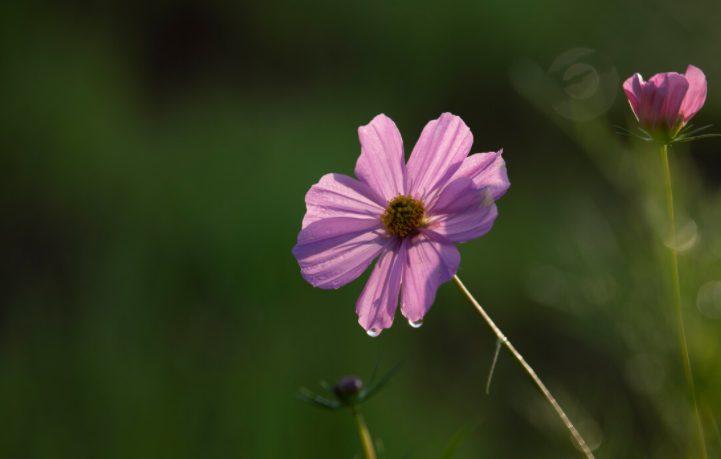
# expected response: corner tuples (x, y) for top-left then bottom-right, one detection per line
(623, 65), (707, 144)
(333, 376), (363, 403)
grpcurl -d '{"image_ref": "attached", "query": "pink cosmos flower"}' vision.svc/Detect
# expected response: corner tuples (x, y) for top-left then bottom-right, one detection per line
(623, 65), (707, 143)
(292, 113), (509, 335)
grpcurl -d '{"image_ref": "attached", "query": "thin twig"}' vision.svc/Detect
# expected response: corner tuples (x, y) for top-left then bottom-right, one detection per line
(452, 275), (595, 459)
(661, 144), (708, 459)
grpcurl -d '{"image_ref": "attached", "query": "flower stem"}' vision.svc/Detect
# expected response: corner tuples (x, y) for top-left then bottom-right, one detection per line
(351, 403), (377, 459)
(452, 275), (595, 459)
(660, 144), (707, 459)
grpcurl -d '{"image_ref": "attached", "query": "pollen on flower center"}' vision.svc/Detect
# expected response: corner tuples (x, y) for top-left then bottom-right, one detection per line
(380, 194), (425, 237)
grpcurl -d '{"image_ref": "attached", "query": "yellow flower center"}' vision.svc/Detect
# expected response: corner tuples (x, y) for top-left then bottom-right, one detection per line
(380, 194), (425, 237)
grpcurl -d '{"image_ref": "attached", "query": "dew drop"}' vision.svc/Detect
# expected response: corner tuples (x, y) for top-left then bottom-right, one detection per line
(408, 319), (423, 328)
(367, 328), (381, 337)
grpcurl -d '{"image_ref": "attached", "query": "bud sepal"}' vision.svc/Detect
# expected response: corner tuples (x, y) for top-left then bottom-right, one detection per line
(296, 360), (402, 410)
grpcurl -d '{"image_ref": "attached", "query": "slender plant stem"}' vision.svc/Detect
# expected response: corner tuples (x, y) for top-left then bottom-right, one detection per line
(351, 404), (377, 459)
(660, 144), (707, 459)
(452, 275), (595, 459)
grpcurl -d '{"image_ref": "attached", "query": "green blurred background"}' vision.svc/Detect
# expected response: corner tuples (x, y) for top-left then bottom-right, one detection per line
(2, 0), (721, 457)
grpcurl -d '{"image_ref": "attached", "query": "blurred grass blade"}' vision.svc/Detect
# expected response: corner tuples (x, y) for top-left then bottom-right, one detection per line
(438, 421), (477, 459)
(708, 405), (721, 455)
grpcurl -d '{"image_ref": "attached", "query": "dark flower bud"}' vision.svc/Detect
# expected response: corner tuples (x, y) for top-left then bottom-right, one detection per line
(333, 376), (363, 402)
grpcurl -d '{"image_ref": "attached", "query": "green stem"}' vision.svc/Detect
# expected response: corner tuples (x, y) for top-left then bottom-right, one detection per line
(452, 275), (595, 459)
(351, 404), (377, 459)
(660, 144), (707, 459)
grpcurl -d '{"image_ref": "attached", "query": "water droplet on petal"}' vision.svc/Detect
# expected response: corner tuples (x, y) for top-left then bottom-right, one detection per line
(408, 319), (423, 328)
(367, 328), (381, 337)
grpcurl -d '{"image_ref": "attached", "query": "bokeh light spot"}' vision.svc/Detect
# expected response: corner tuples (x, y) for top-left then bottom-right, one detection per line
(696, 281), (721, 319)
(548, 48), (618, 121)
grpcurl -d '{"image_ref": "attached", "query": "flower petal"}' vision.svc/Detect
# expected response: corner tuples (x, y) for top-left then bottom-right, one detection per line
(659, 73), (689, 128)
(426, 177), (498, 243)
(302, 173), (386, 229)
(430, 202), (498, 244)
(292, 218), (390, 289)
(623, 73), (644, 121)
(406, 113), (473, 202)
(640, 75), (666, 129)
(680, 65), (707, 122)
(400, 229), (460, 323)
(355, 114), (406, 202)
(448, 149), (509, 201)
(640, 73), (688, 130)
(356, 237), (404, 332)
(427, 177), (480, 215)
